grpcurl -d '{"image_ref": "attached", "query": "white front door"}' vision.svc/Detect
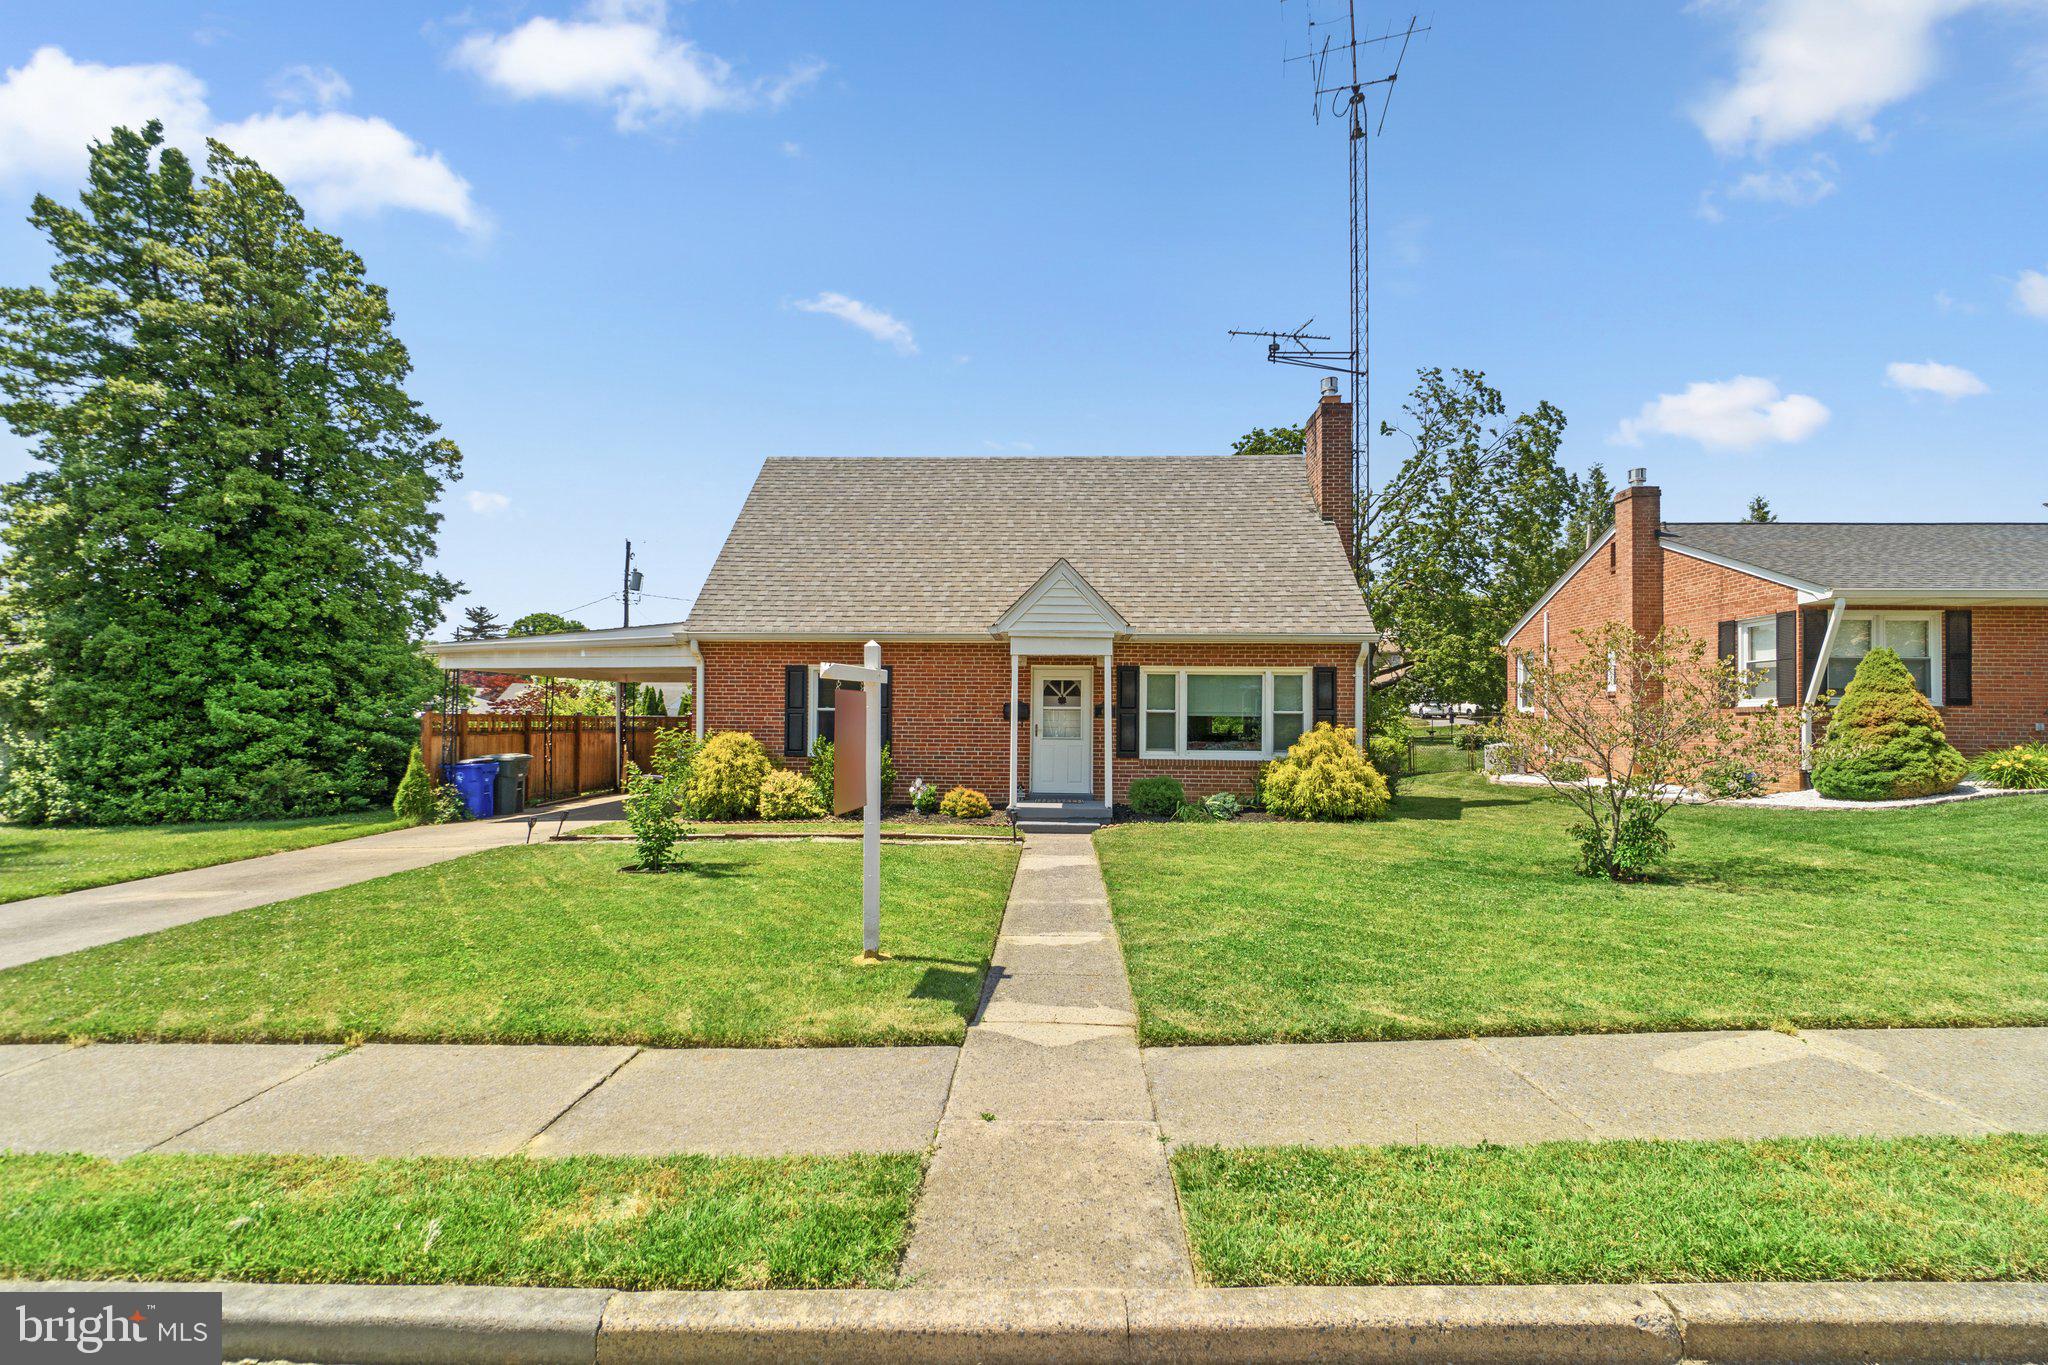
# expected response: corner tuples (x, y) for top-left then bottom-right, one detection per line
(1030, 667), (1092, 796)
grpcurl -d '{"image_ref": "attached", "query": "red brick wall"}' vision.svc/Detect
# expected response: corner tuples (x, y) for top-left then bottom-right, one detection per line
(1303, 392), (1355, 570)
(699, 639), (1363, 807)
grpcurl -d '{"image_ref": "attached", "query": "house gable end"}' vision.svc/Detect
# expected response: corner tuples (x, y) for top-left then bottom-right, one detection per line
(991, 558), (1131, 637)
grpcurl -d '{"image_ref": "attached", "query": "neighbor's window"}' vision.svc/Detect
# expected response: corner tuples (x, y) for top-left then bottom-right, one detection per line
(1139, 669), (1311, 759)
(1186, 674), (1263, 751)
(1144, 672), (1177, 753)
(1825, 613), (1940, 701)
(1737, 617), (1777, 705)
(1605, 652), (1618, 693)
(1516, 656), (1533, 712)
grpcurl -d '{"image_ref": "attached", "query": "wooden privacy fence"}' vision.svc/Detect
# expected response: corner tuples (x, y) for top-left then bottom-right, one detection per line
(420, 713), (691, 803)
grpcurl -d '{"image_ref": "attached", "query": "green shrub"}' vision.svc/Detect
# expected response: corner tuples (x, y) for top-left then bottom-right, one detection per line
(1366, 735), (1405, 794)
(1128, 776), (1185, 816)
(1978, 743), (2048, 790)
(685, 731), (774, 820)
(939, 786), (992, 819)
(808, 736), (835, 810)
(622, 762), (682, 871)
(759, 767), (827, 820)
(391, 743), (433, 825)
(430, 783), (467, 824)
(1547, 759), (1587, 785)
(1701, 759), (1765, 800)
(1811, 649), (1966, 801)
(909, 778), (941, 814)
(1572, 797), (1669, 881)
(1203, 791), (1241, 820)
(1259, 723), (1390, 821)
(1171, 800), (1214, 822)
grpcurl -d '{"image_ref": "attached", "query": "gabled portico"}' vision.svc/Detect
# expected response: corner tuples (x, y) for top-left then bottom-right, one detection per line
(991, 559), (1130, 811)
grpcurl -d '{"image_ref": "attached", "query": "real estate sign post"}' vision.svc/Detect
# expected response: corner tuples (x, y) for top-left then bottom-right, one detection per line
(821, 641), (886, 958)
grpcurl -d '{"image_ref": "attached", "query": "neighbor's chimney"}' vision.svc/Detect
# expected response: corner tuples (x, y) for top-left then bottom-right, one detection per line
(1303, 377), (1355, 568)
(1613, 466), (1663, 638)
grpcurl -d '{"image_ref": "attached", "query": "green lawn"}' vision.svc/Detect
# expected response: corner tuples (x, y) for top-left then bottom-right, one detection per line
(0, 811), (403, 905)
(1174, 1135), (2048, 1286)
(0, 1151), (921, 1289)
(1097, 770), (2048, 1045)
(0, 840), (1018, 1046)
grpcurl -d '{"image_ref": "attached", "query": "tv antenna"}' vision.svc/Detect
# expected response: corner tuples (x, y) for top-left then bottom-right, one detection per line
(1231, 3), (1427, 582)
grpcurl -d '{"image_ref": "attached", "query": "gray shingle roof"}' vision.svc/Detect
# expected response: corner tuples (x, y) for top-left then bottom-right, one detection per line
(682, 455), (1375, 637)
(1661, 522), (2048, 593)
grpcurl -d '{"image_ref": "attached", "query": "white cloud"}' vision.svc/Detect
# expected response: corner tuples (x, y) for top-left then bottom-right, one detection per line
(465, 490), (512, 515)
(1612, 376), (1831, 451)
(1692, 0), (1978, 154)
(215, 111), (485, 234)
(2016, 268), (2048, 319)
(0, 47), (209, 181)
(452, 0), (822, 132)
(1726, 157), (1838, 206)
(1886, 359), (1988, 399)
(792, 292), (917, 355)
(0, 46), (481, 234)
(268, 63), (352, 109)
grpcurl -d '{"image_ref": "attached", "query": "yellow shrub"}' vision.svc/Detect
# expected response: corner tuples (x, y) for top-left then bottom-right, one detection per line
(757, 767), (826, 820)
(939, 786), (992, 819)
(685, 731), (773, 820)
(1259, 722), (1390, 820)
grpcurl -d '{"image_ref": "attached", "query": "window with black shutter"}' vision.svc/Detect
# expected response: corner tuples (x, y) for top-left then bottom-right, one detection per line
(782, 665), (807, 756)
(880, 670), (894, 745)
(1717, 620), (1738, 707)
(1312, 666), (1337, 729)
(1774, 610), (1798, 707)
(1799, 606), (1827, 698)
(1115, 665), (1139, 756)
(1945, 610), (1973, 706)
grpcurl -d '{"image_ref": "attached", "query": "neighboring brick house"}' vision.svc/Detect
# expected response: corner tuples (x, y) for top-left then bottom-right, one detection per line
(429, 386), (1379, 813)
(1504, 470), (2048, 788)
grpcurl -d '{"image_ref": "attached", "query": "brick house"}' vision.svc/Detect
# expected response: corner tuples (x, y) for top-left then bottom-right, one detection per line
(429, 385), (1379, 814)
(1503, 470), (2048, 788)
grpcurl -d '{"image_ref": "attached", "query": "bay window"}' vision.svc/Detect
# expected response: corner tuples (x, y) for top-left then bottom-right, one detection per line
(1139, 668), (1313, 760)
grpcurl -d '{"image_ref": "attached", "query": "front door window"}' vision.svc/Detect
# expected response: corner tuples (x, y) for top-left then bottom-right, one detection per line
(1031, 671), (1091, 794)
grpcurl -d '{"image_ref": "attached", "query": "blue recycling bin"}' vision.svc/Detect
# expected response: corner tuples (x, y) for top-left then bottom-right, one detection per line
(447, 759), (499, 819)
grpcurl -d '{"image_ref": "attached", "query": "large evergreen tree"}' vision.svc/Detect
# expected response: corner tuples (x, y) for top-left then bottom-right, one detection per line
(0, 124), (460, 823)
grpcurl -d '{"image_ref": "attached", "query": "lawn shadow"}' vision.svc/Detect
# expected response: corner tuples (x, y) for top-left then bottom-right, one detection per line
(909, 964), (983, 1020)
(1394, 794), (1523, 821)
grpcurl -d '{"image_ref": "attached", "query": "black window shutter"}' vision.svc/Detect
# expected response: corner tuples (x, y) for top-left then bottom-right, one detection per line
(1717, 620), (1738, 707)
(1945, 610), (1972, 706)
(1313, 666), (1338, 729)
(1774, 610), (1798, 707)
(880, 671), (894, 746)
(1115, 665), (1139, 756)
(783, 665), (807, 756)
(1799, 606), (1827, 698)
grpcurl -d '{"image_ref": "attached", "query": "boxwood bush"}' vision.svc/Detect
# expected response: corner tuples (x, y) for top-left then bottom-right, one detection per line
(1127, 776), (1185, 816)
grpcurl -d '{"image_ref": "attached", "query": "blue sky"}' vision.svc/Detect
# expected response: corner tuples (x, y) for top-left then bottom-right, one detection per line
(2, 0), (2044, 633)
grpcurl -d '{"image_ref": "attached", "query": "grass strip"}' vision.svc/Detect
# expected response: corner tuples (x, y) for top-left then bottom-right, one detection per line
(1173, 1134), (2048, 1287)
(0, 812), (403, 905)
(0, 1151), (923, 1290)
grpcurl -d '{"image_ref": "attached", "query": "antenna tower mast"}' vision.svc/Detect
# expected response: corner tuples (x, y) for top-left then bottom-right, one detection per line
(1230, 4), (1425, 582)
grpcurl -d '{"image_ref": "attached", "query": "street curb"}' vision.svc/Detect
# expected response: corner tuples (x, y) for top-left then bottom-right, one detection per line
(7, 1279), (2046, 1363)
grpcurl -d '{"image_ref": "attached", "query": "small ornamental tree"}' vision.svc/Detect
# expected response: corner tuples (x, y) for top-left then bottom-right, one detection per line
(392, 743), (434, 825)
(621, 761), (682, 871)
(1810, 648), (1966, 801)
(1499, 622), (1804, 880)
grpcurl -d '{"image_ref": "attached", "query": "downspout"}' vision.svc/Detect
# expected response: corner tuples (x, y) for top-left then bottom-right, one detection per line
(1800, 600), (1845, 771)
(1354, 642), (1370, 750)
(686, 638), (706, 739)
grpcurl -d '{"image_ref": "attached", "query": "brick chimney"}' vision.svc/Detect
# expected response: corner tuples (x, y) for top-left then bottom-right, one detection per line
(1303, 378), (1355, 568)
(1613, 466), (1664, 638)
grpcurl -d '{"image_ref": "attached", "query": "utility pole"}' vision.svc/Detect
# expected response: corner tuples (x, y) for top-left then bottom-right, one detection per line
(614, 539), (641, 790)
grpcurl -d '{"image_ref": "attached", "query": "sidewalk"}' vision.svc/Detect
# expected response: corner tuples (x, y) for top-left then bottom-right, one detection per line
(0, 795), (622, 972)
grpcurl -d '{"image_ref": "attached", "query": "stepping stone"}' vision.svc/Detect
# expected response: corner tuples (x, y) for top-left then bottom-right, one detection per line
(528, 1046), (955, 1156)
(900, 1120), (1191, 1290)
(0, 1043), (328, 1157)
(161, 1044), (636, 1157)
(1144, 1039), (1589, 1149)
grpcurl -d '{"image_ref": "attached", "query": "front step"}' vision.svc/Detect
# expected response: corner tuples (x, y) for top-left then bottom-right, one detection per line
(1010, 796), (1112, 834)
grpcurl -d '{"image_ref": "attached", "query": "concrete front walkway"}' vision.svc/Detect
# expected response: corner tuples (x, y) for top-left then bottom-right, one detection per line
(0, 795), (623, 971)
(899, 830), (1196, 1291)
